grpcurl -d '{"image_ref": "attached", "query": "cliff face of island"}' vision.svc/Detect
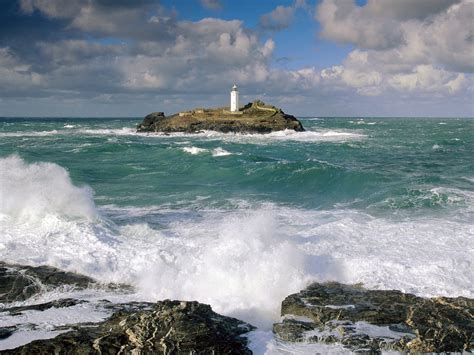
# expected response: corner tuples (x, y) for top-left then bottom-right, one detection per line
(137, 100), (305, 134)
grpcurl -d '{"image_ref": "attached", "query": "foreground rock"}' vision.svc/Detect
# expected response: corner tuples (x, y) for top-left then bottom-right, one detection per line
(4, 300), (254, 354)
(273, 282), (474, 353)
(0, 262), (95, 303)
(137, 100), (305, 134)
(0, 263), (255, 354)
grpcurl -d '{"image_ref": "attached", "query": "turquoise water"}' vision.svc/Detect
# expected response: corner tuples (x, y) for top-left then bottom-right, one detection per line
(0, 116), (473, 343)
(1, 117), (472, 215)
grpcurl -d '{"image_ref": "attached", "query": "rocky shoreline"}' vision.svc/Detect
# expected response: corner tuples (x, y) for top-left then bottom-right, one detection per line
(0, 262), (472, 353)
(273, 282), (473, 353)
(136, 100), (305, 134)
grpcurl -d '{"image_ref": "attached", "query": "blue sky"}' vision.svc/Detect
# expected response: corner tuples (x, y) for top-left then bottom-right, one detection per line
(0, 0), (472, 117)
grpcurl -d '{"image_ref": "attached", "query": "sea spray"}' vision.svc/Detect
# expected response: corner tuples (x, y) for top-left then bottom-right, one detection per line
(0, 156), (311, 328)
(133, 210), (309, 328)
(0, 155), (97, 221)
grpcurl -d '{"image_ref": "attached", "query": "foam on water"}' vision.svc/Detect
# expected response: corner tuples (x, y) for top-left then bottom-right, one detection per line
(76, 127), (137, 136)
(0, 130), (60, 137)
(181, 146), (236, 156)
(1, 156), (473, 349)
(204, 129), (366, 143)
(182, 146), (207, 155)
(212, 147), (233, 156)
(0, 126), (366, 145)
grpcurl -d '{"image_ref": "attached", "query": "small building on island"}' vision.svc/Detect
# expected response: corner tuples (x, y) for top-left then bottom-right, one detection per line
(230, 84), (239, 112)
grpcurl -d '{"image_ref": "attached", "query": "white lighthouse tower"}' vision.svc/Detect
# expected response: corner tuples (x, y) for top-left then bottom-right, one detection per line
(230, 84), (239, 112)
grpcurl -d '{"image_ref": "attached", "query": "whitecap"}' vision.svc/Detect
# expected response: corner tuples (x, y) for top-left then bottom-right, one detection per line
(0, 130), (59, 137)
(1, 157), (472, 336)
(76, 127), (137, 136)
(182, 146), (207, 155)
(138, 129), (366, 143)
(212, 147), (233, 157)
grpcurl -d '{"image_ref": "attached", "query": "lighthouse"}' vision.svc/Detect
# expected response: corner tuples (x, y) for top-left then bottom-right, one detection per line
(230, 84), (239, 112)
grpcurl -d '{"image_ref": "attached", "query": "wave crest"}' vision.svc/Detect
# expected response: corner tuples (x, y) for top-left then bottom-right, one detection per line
(0, 155), (98, 222)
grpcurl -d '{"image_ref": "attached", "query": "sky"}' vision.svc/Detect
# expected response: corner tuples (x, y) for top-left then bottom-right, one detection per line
(0, 0), (473, 117)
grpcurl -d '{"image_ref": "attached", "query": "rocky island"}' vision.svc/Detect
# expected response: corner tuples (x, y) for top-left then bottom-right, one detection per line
(137, 100), (305, 134)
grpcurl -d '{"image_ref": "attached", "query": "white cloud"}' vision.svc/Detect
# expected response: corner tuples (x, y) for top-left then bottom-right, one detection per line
(260, 5), (296, 31)
(316, 0), (404, 49)
(316, 0), (473, 73)
(388, 65), (466, 93)
(2, 0), (472, 117)
(259, 1), (309, 32)
(311, 0), (473, 102)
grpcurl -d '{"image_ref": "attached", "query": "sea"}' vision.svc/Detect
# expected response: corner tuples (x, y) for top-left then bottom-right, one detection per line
(0, 116), (473, 352)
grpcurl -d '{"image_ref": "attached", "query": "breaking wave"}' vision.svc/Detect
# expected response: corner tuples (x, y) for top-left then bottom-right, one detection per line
(1, 156), (473, 330)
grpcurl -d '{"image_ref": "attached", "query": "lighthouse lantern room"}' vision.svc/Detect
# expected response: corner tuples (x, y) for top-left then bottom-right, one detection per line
(230, 84), (239, 112)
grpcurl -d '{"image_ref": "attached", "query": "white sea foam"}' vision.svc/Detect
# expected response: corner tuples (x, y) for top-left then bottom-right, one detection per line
(0, 130), (60, 137)
(0, 329), (69, 351)
(0, 127), (365, 144)
(247, 330), (350, 354)
(0, 127), (136, 138)
(182, 146), (207, 154)
(142, 129), (365, 143)
(262, 129), (365, 142)
(76, 127), (137, 136)
(212, 147), (233, 156)
(0, 301), (112, 350)
(181, 146), (235, 156)
(0, 156), (473, 348)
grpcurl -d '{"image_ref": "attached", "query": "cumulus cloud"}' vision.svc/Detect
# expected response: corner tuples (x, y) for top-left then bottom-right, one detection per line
(0, 0), (472, 116)
(260, 5), (296, 31)
(388, 65), (465, 93)
(259, 1), (308, 32)
(316, 0), (404, 49)
(312, 0), (473, 101)
(316, 0), (473, 73)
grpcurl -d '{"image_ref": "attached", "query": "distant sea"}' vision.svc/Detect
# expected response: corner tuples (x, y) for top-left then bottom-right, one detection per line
(0, 116), (473, 352)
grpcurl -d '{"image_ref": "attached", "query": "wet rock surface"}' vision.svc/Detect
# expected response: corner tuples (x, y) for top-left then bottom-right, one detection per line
(3, 300), (254, 355)
(0, 262), (95, 303)
(137, 100), (305, 134)
(273, 282), (474, 352)
(0, 263), (255, 354)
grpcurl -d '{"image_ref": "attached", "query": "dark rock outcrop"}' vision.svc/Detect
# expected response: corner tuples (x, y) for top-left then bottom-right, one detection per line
(273, 282), (474, 353)
(4, 300), (255, 355)
(137, 100), (305, 134)
(0, 262), (95, 303)
(0, 263), (255, 354)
